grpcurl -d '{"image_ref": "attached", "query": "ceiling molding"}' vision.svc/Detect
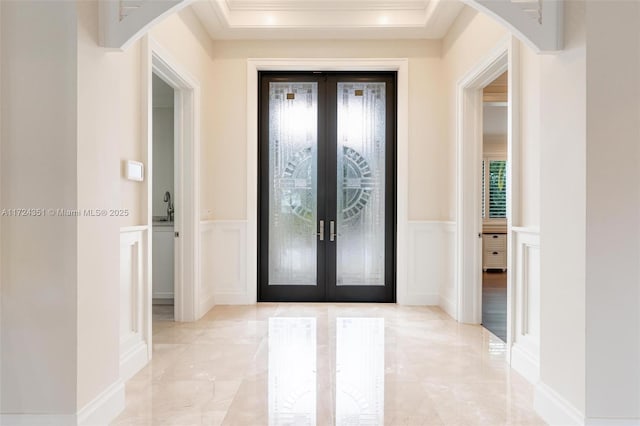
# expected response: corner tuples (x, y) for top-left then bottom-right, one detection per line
(224, 0), (431, 12)
(99, 0), (563, 53)
(190, 0), (464, 40)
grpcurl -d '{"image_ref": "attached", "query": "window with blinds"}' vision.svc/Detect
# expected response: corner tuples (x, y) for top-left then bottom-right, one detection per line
(482, 159), (507, 219)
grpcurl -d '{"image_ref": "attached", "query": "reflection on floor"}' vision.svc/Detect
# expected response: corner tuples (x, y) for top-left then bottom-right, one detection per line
(153, 304), (175, 322)
(113, 304), (544, 426)
(482, 271), (507, 342)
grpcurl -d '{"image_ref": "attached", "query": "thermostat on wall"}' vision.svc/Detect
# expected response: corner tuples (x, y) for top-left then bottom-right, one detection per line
(125, 160), (144, 182)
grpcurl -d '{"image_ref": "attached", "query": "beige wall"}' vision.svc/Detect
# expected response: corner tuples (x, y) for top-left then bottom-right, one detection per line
(1, 0), (78, 414)
(204, 38), (443, 221)
(519, 44), (541, 228)
(442, 7), (509, 220)
(76, 0), (143, 408)
(150, 9), (217, 220)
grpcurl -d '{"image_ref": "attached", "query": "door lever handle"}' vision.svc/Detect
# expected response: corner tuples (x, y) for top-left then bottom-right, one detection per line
(318, 220), (324, 241)
(330, 220), (336, 242)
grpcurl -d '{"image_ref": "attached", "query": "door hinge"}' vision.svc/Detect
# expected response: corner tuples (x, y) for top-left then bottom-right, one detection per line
(175, 231), (180, 238)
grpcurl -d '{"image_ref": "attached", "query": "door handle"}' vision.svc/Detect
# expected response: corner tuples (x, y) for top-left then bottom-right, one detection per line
(330, 220), (336, 242)
(318, 220), (324, 241)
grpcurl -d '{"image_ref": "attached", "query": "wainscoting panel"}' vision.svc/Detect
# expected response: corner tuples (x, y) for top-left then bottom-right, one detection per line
(407, 221), (456, 307)
(200, 220), (249, 307)
(119, 226), (150, 382)
(511, 227), (541, 383)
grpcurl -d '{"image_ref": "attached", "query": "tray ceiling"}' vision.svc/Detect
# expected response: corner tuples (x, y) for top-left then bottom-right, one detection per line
(190, 0), (464, 39)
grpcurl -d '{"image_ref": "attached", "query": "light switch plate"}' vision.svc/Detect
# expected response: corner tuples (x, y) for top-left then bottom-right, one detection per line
(125, 160), (144, 181)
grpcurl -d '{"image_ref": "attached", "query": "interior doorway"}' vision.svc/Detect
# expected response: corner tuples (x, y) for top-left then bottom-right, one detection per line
(151, 73), (176, 322)
(480, 72), (508, 341)
(258, 72), (396, 302)
(143, 38), (201, 325)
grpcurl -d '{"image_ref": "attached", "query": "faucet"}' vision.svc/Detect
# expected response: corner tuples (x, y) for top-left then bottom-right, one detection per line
(163, 191), (174, 222)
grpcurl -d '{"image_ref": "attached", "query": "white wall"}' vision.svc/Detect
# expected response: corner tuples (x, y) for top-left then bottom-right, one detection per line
(585, 1), (640, 420)
(536, 3), (640, 423)
(1, 0), (79, 415)
(537, 1), (587, 419)
(77, 0), (138, 412)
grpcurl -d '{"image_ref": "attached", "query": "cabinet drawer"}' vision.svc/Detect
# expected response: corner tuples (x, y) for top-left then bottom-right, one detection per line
(483, 234), (506, 251)
(483, 250), (506, 269)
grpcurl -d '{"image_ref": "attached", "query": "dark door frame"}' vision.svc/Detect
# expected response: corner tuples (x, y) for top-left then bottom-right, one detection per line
(258, 71), (397, 303)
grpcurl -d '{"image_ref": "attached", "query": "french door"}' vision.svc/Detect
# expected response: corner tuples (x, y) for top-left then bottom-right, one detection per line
(258, 72), (396, 302)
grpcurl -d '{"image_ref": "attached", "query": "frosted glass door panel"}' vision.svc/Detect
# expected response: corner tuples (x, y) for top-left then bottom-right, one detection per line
(336, 83), (386, 286)
(269, 82), (318, 286)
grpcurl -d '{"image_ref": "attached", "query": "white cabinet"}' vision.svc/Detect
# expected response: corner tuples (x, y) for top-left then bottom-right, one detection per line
(483, 233), (507, 271)
(152, 225), (174, 301)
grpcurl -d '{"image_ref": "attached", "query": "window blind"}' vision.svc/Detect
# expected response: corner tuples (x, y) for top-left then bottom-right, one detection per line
(488, 160), (506, 218)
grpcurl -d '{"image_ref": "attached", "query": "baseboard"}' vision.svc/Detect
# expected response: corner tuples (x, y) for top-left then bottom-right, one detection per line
(585, 418), (640, 426)
(199, 292), (215, 317)
(1, 381), (125, 426)
(535, 381), (584, 426)
(0, 414), (76, 426)
(119, 340), (148, 382)
(403, 293), (439, 306)
(77, 380), (125, 426)
(152, 292), (174, 300)
(511, 342), (540, 384)
(152, 298), (174, 305)
(213, 293), (254, 305)
(439, 295), (457, 320)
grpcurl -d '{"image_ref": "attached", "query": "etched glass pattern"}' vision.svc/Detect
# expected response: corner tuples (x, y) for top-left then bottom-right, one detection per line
(336, 82), (386, 286)
(268, 82), (318, 286)
(336, 318), (385, 425)
(268, 318), (317, 426)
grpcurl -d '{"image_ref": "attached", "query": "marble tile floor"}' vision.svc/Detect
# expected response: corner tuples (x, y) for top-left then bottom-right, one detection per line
(112, 304), (545, 426)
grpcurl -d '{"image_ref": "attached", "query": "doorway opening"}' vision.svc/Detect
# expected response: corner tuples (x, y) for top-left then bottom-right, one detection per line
(144, 37), (201, 327)
(480, 72), (508, 341)
(258, 72), (397, 303)
(456, 39), (520, 355)
(151, 73), (176, 322)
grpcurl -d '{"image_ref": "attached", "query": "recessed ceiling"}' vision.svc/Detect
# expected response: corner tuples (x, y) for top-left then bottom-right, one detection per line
(190, 0), (464, 40)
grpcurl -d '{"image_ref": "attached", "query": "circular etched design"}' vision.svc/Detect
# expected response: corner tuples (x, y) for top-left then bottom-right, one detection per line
(282, 146), (373, 222)
(282, 147), (314, 222)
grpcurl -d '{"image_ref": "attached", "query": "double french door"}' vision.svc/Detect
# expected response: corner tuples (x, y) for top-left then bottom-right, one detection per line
(258, 72), (396, 302)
